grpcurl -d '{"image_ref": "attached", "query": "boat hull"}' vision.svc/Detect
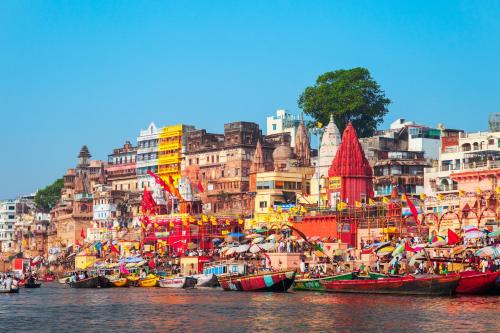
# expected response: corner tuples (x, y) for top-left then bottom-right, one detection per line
(58, 277), (69, 284)
(24, 283), (41, 288)
(191, 274), (219, 288)
(0, 287), (19, 293)
(68, 276), (99, 288)
(138, 277), (158, 287)
(456, 271), (500, 294)
(218, 271), (296, 292)
(321, 274), (460, 296)
(158, 276), (197, 289)
(293, 272), (354, 291)
(111, 278), (130, 288)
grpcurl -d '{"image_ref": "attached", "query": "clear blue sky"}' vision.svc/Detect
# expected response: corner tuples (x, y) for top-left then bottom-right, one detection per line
(1, 1), (499, 199)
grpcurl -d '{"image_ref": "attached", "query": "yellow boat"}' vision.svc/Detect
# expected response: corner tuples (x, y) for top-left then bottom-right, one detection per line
(138, 275), (158, 287)
(111, 278), (130, 288)
(127, 275), (140, 282)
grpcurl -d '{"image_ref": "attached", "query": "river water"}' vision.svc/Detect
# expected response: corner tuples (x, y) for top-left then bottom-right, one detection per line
(0, 283), (499, 333)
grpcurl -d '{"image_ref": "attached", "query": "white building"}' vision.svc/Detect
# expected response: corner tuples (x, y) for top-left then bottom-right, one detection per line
(266, 109), (301, 147)
(310, 115), (342, 207)
(389, 119), (441, 160)
(424, 130), (500, 197)
(136, 122), (161, 190)
(0, 200), (17, 252)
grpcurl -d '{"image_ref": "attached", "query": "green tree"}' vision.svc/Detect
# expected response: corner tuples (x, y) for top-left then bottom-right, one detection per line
(34, 178), (64, 212)
(298, 67), (390, 138)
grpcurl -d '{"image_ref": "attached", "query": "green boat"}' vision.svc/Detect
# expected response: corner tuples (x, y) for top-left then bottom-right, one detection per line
(293, 272), (354, 291)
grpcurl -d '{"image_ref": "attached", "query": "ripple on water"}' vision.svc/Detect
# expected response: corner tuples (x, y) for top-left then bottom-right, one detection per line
(0, 283), (499, 333)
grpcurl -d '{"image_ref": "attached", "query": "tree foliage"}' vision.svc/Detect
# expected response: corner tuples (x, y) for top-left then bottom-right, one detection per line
(34, 178), (64, 212)
(298, 67), (391, 138)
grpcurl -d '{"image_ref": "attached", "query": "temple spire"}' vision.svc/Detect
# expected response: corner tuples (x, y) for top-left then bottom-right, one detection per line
(250, 140), (266, 173)
(328, 122), (373, 205)
(294, 117), (311, 166)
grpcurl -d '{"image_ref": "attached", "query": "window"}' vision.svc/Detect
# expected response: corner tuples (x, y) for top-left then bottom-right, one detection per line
(259, 201), (267, 208)
(272, 124), (277, 131)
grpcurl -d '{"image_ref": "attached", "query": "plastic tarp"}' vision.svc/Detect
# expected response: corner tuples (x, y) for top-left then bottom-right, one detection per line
(119, 257), (144, 263)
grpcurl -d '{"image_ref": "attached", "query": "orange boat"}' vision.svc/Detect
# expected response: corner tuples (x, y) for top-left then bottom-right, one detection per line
(111, 278), (130, 288)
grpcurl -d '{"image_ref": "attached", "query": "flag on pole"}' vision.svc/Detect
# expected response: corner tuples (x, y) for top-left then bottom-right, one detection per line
(197, 180), (205, 193)
(147, 169), (171, 194)
(382, 197), (390, 204)
(80, 227), (86, 239)
(447, 228), (460, 245)
(403, 189), (420, 226)
(368, 198), (376, 205)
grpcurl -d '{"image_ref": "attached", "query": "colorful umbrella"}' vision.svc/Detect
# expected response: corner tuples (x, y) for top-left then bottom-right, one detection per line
(450, 245), (466, 256)
(464, 230), (485, 239)
(487, 230), (500, 238)
(235, 244), (250, 253)
(409, 252), (427, 266)
(376, 245), (395, 256)
(391, 244), (405, 257)
(475, 246), (500, 258)
(251, 237), (264, 244)
(249, 244), (262, 253)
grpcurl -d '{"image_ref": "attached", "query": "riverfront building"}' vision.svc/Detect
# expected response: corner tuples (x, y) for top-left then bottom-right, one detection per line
(50, 146), (106, 250)
(0, 200), (17, 252)
(266, 109), (301, 147)
(106, 141), (138, 192)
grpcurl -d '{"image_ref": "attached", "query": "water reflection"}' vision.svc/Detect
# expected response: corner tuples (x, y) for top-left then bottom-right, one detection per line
(0, 283), (498, 332)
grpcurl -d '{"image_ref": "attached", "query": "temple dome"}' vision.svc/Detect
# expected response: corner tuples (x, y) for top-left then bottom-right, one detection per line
(273, 143), (294, 171)
(273, 144), (294, 161)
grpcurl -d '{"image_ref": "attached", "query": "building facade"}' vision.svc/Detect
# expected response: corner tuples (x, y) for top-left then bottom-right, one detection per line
(184, 122), (274, 216)
(50, 146), (105, 249)
(0, 200), (17, 252)
(360, 119), (440, 197)
(136, 122), (161, 190)
(106, 140), (138, 192)
(266, 109), (301, 147)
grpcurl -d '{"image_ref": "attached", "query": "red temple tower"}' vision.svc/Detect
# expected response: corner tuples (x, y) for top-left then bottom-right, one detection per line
(328, 122), (373, 207)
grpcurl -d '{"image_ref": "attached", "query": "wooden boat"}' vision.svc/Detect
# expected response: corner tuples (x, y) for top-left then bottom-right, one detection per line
(97, 276), (112, 288)
(138, 276), (159, 287)
(158, 276), (197, 289)
(321, 274), (460, 296)
(191, 274), (219, 288)
(24, 282), (42, 288)
(68, 276), (99, 288)
(293, 272), (354, 291)
(110, 278), (130, 288)
(218, 270), (296, 292)
(58, 277), (70, 284)
(456, 271), (500, 294)
(0, 286), (19, 294)
(40, 275), (55, 282)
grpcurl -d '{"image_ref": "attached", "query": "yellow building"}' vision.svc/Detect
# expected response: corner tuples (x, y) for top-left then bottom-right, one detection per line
(253, 168), (313, 227)
(158, 124), (193, 185)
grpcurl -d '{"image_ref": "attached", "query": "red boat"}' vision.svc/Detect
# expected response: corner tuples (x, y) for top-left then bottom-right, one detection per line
(218, 270), (296, 292)
(321, 274), (460, 296)
(40, 274), (55, 282)
(456, 271), (500, 294)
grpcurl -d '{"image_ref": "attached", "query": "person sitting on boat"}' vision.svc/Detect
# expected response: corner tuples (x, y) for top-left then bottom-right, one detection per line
(78, 271), (86, 280)
(27, 275), (36, 285)
(5, 275), (12, 290)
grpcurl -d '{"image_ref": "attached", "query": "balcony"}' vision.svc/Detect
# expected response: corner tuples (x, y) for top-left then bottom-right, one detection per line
(461, 160), (500, 171)
(435, 184), (458, 192)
